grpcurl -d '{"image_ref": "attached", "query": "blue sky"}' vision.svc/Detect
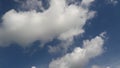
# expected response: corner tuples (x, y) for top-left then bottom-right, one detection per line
(0, 0), (120, 68)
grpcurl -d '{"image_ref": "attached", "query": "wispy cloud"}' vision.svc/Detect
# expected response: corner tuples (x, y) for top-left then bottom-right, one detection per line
(106, 0), (119, 5)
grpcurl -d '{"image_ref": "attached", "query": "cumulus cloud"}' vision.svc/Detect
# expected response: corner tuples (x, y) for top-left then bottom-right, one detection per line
(49, 34), (105, 68)
(0, 0), (95, 48)
(0, 0), (107, 68)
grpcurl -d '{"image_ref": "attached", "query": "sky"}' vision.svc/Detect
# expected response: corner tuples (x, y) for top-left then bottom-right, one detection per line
(0, 0), (120, 68)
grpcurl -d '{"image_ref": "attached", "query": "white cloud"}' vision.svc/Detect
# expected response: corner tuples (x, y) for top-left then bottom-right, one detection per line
(32, 66), (36, 68)
(81, 0), (94, 6)
(49, 34), (105, 68)
(0, 0), (95, 48)
(0, 0), (107, 68)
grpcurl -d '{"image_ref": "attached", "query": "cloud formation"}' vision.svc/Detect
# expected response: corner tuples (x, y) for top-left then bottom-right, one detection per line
(0, 0), (107, 68)
(0, 0), (95, 48)
(49, 34), (105, 68)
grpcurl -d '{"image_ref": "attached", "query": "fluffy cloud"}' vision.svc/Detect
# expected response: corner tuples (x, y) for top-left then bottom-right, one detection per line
(0, 0), (95, 48)
(49, 34), (105, 68)
(0, 0), (107, 68)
